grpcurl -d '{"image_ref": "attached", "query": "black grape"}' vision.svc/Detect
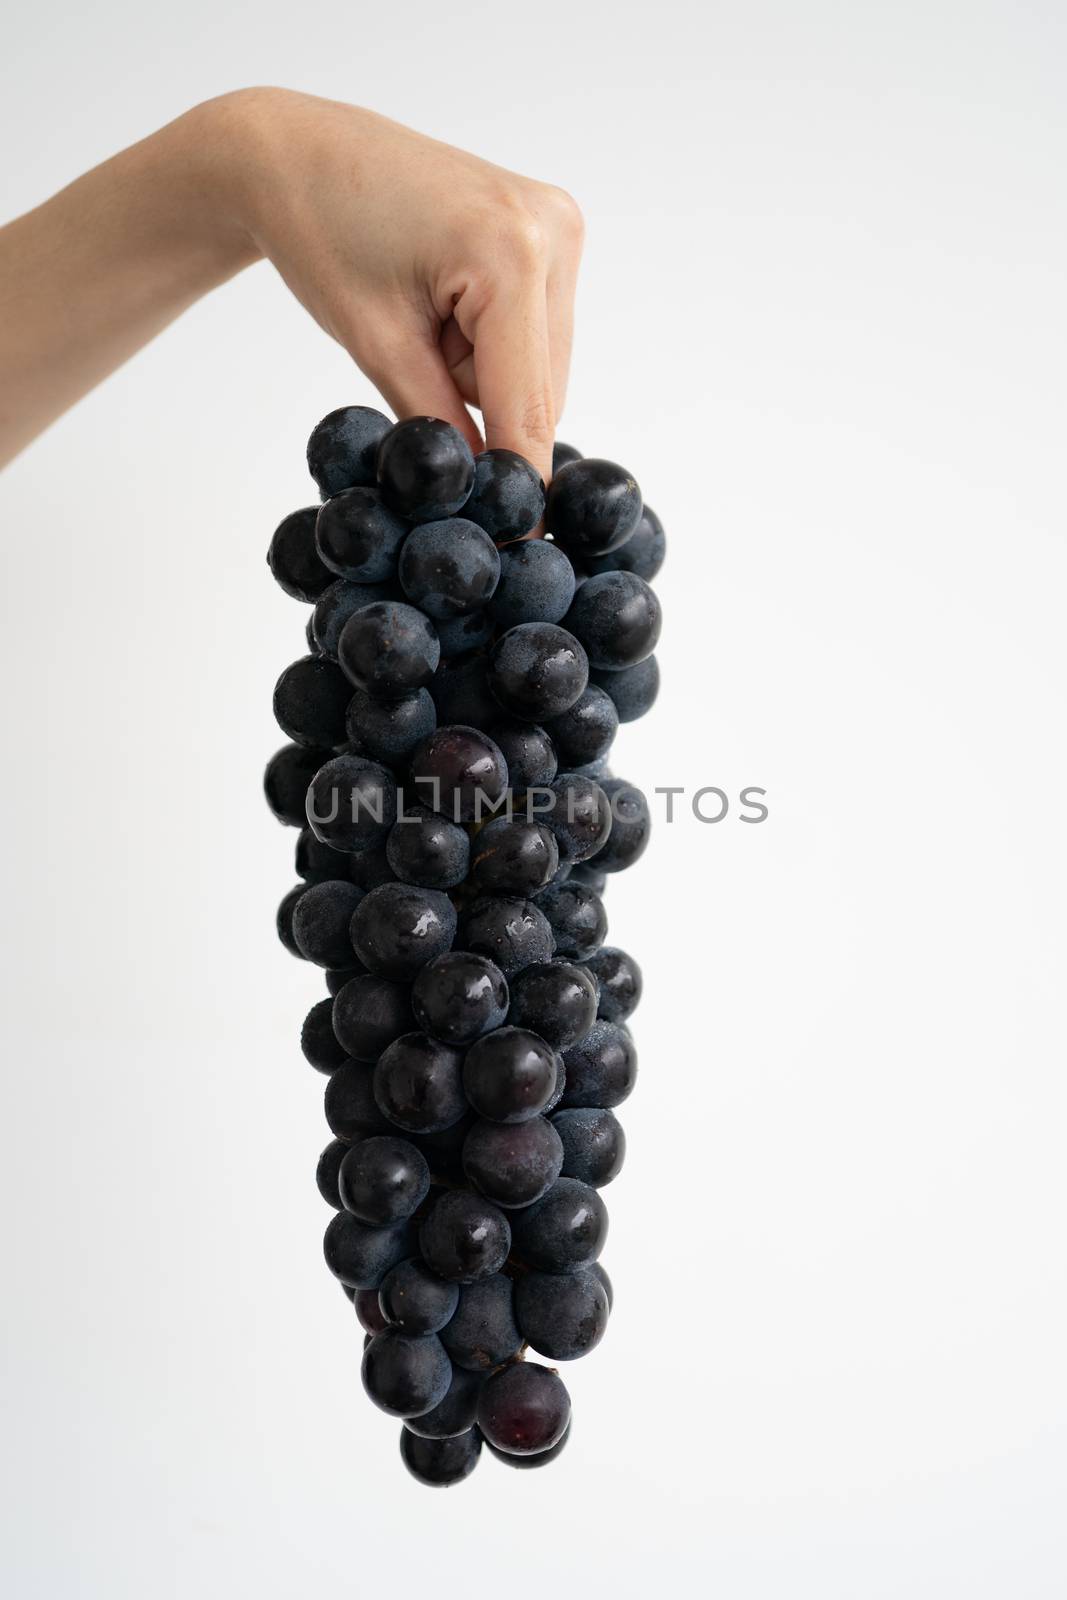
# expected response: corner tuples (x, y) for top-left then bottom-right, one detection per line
(373, 1033), (467, 1134)
(463, 448), (545, 544)
(544, 774), (612, 863)
(306, 405), (391, 497)
(590, 655), (660, 722)
(400, 1426), (482, 1486)
(315, 487), (408, 582)
(323, 1211), (416, 1289)
(385, 806), (470, 891)
(344, 687), (436, 767)
(291, 878), (364, 968)
(295, 826), (346, 884)
(267, 506), (334, 601)
(535, 881), (607, 961)
(593, 779), (651, 873)
(325, 965), (363, 996)
(337, 600), (440, 695)
(410, 725), (509, 822)
(377, 417), (475, 521)
(419, 1190), (511, 1283)
(477, 1362), (571, 1456)
(593, 1262), (613, 1310)
(461, 895), (555, 976)
(347, 841), (396, 892)
(354, 1287), (390, 1335)
(545, 458), (642, 557)
(584, 946), (642, 1022)
(305, 753), (397, 853)
(514, 1266), (610, 1359)
(272, 654), (351, 749)
(544, 684), (618, 768)
(440, 1273), (522, 1371)
(398, 518), (501, 618)
(564, 571), (661, 669)
(378, 1257), (460, 1335)
(435, 607), (495, 657)
(586, 504), (665, 581)
(552, 1108), (626, 1187)
(488, 623), (589, 721)
(300, 997), (348, 1074)
(463, 1027), (560, 1123)
(490, 721), (558, 790)
(469, 817), (559, 896)
(559, 1021), (637, 1109)
(276, 883), (306, 958)
(361, 1328), (452, 1417)
(490, 540), (576, 626)
(332, 974), (414, 1062)
(462, 1117), (564, 1209)
(551, 440), (582, 474)
(316, 1138), (348, 1208)
(264, 743), (332, 828)
(404, 1364), (484, 1439)
(486, 1421), (571, 1469)
(338, 1136), (431, 1225)
(506, 960), (599, 1049)
(325, 1060), (393, 1142)
(410, 951), (509, 1046)
(350, 881), (457, 979)
(311, 578), (394, 660)
(510, 1177), (608, 1273)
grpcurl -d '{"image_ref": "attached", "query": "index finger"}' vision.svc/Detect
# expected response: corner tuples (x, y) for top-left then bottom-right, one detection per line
(460, 281), (555, 488)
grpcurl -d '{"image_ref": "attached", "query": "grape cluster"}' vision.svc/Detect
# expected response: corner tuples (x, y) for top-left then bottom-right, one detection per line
(266, 405), (662, 1487)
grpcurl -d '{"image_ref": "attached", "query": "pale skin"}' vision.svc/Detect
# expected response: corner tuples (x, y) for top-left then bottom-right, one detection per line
(0, 87), (584, 481)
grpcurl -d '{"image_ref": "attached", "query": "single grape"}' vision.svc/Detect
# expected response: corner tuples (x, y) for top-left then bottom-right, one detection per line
(305, 753), (397, 853)
(477, 1361), (571, 1456)
(461, 896), (555, 976)
(323, 1211), (416, 1289)
(378, 417), (475, 521)
(307, 405), (392, 498)
(552, 1107), (626, 1187)
(276, 883), (306, 958)
(291, 878), (364, 968)
(440, 1273), (522, 1371)
(315, 486), (408, 583)
(354, 1287), (390, 1335)
(373, 1033), (467, 1133)
(593, 779), (651, 873)
(543, 774), (612, 863)
(361, 1328), (452, 1417)
(295, 826), (346, 883)
(316, 1138), (349, 1208)
(535, 881), (607, 960)
(410, 951), (509, 1046)
(325, 1060), (393, 1142)
(551, 440), (582, 474)
(490, 540), (576, 626)
(350, 881), (457, 980)
(400, 1426), (482, 1486)
(428, 657), (500, 727)
(559, 1020), (637, 1109)
(463, 1027), (560, 1123)
(490, 721), (558, 790)
(398, 518), (501, 619)
(586, 503), (665, 581)
(462, 448), (545, 544)
(338, 1136), (431, 1225)
(410, 725), (509, 822)
(544, 685), (618, 769)
(545, 457), (642, 556)
(589, 655), (660, 723)
(404, 1364), (484, 1439)
(267, 506), (334, 601)
(486, 1421), (571, 1469)
(332, 974), (414, 1062)
(462, 1116), (564, 1209)
(310, 578), (394, 660)
(300, 996), (348, 1074)
(514, 1266), (610, 1359)
(510, 1177), (608, 1273)
(583, 946), (642, 1022)
(564, 571), (661, 669)
(344, 687), (436, 767)
(378, 1258), (460, 1335)
(488, 623), (589, 721)
(264, 743), (332, 828)
(273, 655), (351, 750)
(419, 1190), (511, 1283)
(469, 817), (559, 896)
(385, 806), (470, 891)
(337, 600), (440, 695)
(506, 960), (598, 1049)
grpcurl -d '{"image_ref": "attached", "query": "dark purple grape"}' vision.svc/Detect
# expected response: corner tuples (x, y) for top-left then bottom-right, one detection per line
(295, 826), (346, 883)
(543, 774), (611, 863)
(514, 1266), (610, 1359)
(586, 504), (665, 581)
(354, 1287), (390, 1334)
(325, 1060), (393, 1142)
(307, 405), (391, 498)
(410, 725), (509, 823)
(461, 896), (554, 977)
(535, 881), (607, 961)
(338, 600), (440, 695)
(311, 579), (394, 660)
(373, 1033), (467, 1134)
(510, 1177), (608, 1273)
(506, 960), (598, 1049)
(440, 1273), (522, 1371)
(305, 753), (397, 853)
(488, 623), (588, 721)
(462, 1117), (564, 1209)
(411, 951), (509, 1046)
(463, 448), (545, 544)
(477, 1361), (571, 1456)
(323, 1211), (416, 1289)
(545, 457), (642, 557)
(378, 417), (475, 522)
(350, 881), (457, 980)
(378, 1258), (460, 1335)
(564, 571), (661, 669)
(300, 997), (347, 1074)
(267, 506), (334, 601)
(344, 687), (436, 766)
(593, 779), (651, 873)
(325, 965), (363, 996)
(490, 539), (575, 626)
(264, 743), (332, 827)
(559, 1021), (637, 1109)
(315, 486), (408, 583)
(385, 806), (470, 891)
(291, 878), (364, 968)
(339, 1136), (431, 1225)
(316, 1138), (348, 1208)
(404, 1364), (483, 1439)
(419, 1190), (511, 1283)
(490, 721), (558, 790)
(486, 1420), (571, 1469)
(544, 685), (618, 769)
(463, 1027), (559, 1123)
(552, 1108), (626, 1187)
(361, 1328), (452, 1417)
(276, 883), (306, 957)
(398, 518), (501, 618)
(332, 974), (414, 1062)
(400, 1426), (482, 1486)
(469, 817), (559, 895)
(590, 655), (660, 723)
(583, 946), (642, 1022)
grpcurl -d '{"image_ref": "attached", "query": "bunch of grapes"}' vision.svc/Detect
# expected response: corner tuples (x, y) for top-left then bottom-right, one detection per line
(265, 405), (663, 1486)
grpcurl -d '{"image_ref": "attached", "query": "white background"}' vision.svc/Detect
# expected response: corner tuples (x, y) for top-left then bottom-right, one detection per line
(2, 3), (1066, 1595)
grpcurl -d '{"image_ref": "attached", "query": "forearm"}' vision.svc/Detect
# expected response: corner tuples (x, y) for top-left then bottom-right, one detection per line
(0, 99), (258, 465)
